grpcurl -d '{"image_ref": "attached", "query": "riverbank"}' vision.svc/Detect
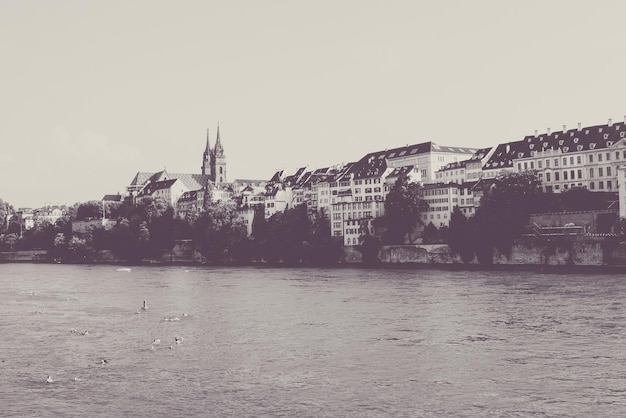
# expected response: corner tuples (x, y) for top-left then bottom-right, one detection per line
(3, 236), (626, 271)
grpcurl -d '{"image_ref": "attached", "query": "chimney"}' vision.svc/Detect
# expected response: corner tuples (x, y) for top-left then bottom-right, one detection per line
(534, 130), (538, 137)
(563, 124), (567, 132)
(578, 122), (582, 131)
(547, 127), (551, 135)
(608, 118), (613, 127)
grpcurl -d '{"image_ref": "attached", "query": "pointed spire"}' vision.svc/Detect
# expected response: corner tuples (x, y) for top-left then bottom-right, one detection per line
(214, 123), (224, 156)
(204, 128), (211, 154)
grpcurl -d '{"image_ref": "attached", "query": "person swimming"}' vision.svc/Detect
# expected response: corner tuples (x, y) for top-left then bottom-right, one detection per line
(141, 300), (148, 310)
(45, 376), (53, 383)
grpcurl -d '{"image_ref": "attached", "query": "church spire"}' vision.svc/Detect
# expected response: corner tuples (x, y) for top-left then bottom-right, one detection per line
(214, 123), (224, 157)
(204, 128), (211, 154)
(201, 128), (211, 176)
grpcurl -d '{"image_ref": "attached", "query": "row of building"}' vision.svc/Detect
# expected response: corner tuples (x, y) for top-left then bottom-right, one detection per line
(123, 119), (626, 245)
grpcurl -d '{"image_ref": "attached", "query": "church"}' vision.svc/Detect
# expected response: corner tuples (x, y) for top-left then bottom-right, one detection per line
(126, 125), (230, 211)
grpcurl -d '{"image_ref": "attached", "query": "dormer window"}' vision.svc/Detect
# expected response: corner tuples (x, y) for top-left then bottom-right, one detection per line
(599, 127), (603, 133)
(585, 129), (589, 134)
(529, 144), (534, 149)
(518, 152), (524, 158)
(604, 134), (609, 140)
(563, 146), (569, 152)
(559, 140), (564, 146)
(590, 143), (596, 149)
(573, 138), (579, 143)
(543, 142), (549, 148)
(621, 132), (625, 138)
(607, 141), (613, 147)
(577, 145), (583, 151)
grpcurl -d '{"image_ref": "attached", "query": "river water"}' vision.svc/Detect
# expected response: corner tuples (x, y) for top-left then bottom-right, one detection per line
(1, 264), (625, 417)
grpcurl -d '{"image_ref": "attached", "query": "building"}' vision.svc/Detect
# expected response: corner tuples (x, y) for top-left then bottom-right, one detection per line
(419, 183), (460, 228)
(328, 141), (476, 245)
(202, 125), (227, 185)
(485, 119), (626, 193)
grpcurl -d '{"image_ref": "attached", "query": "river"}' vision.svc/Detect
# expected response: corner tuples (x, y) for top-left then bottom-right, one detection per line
(1, 264), (625, 417)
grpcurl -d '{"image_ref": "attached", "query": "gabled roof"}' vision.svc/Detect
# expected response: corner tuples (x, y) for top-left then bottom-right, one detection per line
(178, 190), (199, 202)
(386, 166), (414, 179)
(131, 171), (212, 191)
(102, 194), (122, 202)
(484, 121), (626, 169)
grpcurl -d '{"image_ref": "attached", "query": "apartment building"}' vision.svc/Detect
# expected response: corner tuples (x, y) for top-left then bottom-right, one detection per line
(485, 119), (626, 193)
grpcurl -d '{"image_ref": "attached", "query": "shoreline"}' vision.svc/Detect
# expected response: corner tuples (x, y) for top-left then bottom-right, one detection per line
(2, 256), (626, 274)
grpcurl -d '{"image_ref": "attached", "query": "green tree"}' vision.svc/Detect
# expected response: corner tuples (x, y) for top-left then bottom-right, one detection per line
(382, 176), (428, 244)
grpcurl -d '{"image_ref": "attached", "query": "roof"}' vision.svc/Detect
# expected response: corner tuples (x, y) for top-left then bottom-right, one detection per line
(102, 194), (122, 202)
(484, 121), (626, 170)
(130, 170), (212, 191)
(385, 166), (414, 178)
(178, 190), (199, 202)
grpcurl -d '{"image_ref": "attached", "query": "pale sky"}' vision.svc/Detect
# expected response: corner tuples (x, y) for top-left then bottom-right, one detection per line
(2, 0), (626, 208)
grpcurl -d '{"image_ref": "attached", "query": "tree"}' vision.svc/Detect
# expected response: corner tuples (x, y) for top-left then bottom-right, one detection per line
(306, 208), (342, 265)
(421, 222), (439, 244)
(76, 201), (103, 220)
(382, 176), (428, 244)
(447, 206), (475, 263)
(0, 198), (14, 232)
(195, 201), (248, 263)
(474, 170), (543, 260)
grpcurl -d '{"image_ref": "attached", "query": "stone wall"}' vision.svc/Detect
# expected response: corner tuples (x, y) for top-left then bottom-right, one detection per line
(363, 237), (609, 266)
(0, 250), (48, 262)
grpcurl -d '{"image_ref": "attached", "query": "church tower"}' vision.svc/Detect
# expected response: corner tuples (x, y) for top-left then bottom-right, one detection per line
(210, 124), (227, 184)
(201, 128), (211, 176)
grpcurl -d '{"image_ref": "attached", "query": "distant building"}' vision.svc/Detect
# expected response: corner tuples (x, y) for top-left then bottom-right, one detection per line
(484, 119), (626, 193)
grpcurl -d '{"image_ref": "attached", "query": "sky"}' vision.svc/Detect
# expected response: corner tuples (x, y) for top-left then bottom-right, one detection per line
(2, 0), (626, 208)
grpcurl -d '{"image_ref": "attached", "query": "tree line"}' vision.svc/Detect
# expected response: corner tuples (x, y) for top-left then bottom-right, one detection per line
(0, 196), (343, 265)
(1, 170), (620, 265)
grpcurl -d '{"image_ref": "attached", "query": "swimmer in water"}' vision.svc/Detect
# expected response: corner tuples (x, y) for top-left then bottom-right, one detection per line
(46, 376), (53, 383)
(141, 300), (148, 310)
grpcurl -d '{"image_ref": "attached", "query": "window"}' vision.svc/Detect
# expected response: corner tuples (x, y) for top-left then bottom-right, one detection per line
(563, 171), (568, 180)
(555, 172), (560, 181)
(607, 153), (611, 161)
(599, 167), (604, 177)
(590, 168), (594, 178)
(570, 170), (575, 180)
(530, 161), (534, 169)
(590, 182), (595, 190)
(578, 169), (582, 179)
(570, 156), (574, 165)
(538, 160), (543, 169)
(524, 162), (528, 170)
(589, 154), (594, 163)
(546, 172), (551, 182)
(554, 158), (559, 167)
(607, 167), (612, 176)
(608, 180), (612, 189)
(577, 156), (582, 164)
(546, 159), (551, 168)
(599, 181), (604, 189)
(599, 154), (603, 162)
(563, 158), (567, 166)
